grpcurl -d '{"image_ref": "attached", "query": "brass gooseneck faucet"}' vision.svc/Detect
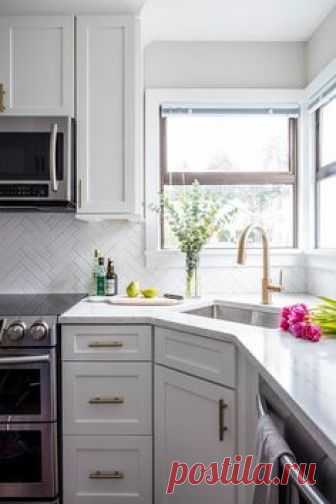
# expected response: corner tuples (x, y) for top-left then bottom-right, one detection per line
(237, 225), (283, 305)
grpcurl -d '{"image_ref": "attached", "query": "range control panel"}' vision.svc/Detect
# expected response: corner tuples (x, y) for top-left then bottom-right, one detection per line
(0, 316), (57, 347)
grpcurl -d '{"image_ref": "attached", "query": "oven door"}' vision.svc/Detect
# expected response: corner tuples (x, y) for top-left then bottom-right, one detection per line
(0, 348), (56, 423)
(0, 422), (58, 499)
(0, 116), (73, 204)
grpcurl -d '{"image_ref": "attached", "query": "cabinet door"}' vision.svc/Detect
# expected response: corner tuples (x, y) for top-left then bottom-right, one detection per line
(76, 15), (142, 218)
(63, 436), (152, 504)
(155, 365), (237, 504)
(0, 16), (74, 115)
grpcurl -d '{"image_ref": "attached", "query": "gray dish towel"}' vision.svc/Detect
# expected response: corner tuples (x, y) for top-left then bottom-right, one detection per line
(253, 414), (299, 504)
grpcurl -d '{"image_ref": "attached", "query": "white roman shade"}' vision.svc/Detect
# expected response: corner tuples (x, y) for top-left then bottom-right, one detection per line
(161, 104), (300, 117)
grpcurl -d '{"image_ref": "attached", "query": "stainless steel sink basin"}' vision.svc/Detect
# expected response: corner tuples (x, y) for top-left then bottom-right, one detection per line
(186, 304), (279, 329)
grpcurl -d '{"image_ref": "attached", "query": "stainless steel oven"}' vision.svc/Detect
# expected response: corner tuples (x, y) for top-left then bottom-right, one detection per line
(0, 422), (58, 499)
(0, 313), (60, 502)
(0, 294), (85, 504)
(0, 116), (75, 210)
(0, 347), (57, 423)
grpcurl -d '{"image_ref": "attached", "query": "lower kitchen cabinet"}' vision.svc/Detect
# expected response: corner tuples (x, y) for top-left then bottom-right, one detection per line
(63, 436), (152, 504)
(155, 365), (237, 504)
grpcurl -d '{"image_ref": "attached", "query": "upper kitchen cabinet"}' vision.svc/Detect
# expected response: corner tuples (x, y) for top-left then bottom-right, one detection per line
(0, 16), (74, 116)
(76, 15), (143, 221)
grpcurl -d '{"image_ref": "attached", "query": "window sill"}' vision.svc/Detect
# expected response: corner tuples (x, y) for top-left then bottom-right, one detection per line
(145, 249), (304, 269)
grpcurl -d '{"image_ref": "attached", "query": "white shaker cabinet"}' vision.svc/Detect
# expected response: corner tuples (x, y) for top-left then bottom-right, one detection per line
(62, 324), (152, 504)
(155, 365), (237, 504)
(76, 16), (143, 220)
(0, 16), (74, 116)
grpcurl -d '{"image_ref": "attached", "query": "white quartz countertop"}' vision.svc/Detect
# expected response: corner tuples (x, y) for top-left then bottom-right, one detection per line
(60, 293), (318, 322)
(60, 293), (336, 461)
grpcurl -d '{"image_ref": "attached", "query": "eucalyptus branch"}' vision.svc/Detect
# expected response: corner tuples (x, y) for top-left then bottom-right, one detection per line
(150, 180), (237, 257)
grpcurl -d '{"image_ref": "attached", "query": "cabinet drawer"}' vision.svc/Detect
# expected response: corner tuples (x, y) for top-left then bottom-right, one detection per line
(155, 327), (236, 388)
(63, 362), (151, 435)
(62, 325), (151, 361)
(63, 435), (152, 504)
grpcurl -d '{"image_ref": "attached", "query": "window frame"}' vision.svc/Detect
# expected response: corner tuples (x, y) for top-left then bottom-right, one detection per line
(159, 108), (299, 250)
(315, 100), (336, 249)
(145, 88), (305, 270)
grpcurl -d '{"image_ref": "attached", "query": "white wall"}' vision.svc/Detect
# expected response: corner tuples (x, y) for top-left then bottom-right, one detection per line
(145, 41), (306, 88)
(306, 6), (336, 83)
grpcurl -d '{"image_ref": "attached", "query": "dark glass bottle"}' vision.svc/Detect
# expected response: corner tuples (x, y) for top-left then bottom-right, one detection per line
(96, 256), (106, 296)
(106, 258), (118, 296)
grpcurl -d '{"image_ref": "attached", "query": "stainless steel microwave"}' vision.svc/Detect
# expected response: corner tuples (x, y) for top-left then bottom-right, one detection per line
(0, 117), (75, 210)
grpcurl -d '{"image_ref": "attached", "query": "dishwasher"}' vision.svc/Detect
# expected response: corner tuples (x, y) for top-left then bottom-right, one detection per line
(257, 379), (335, 504)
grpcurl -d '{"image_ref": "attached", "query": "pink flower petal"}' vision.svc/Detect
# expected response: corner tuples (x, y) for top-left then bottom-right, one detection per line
(280, 319), (290, 331)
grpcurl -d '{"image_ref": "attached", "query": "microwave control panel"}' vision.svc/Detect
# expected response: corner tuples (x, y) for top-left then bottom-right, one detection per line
(0, 184), (49, 198)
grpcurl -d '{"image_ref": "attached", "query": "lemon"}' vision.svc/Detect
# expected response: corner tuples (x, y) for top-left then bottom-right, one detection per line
(142, 288), (159, 299)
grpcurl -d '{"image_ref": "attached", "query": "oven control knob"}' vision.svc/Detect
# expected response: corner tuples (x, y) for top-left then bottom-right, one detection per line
(30, 322), (49, 341)
(6, 321), (26, 342)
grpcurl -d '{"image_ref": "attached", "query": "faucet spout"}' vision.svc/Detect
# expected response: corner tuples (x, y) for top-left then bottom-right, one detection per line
(236, 225), (282, 305)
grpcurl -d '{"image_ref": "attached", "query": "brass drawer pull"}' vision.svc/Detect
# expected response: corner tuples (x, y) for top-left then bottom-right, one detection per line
(89, 396), (125, 405)
(219, 399), (228, 441)
(0, 83), (5, 112)
(89, 470), (124, 480)
(88, 341), (124, 348)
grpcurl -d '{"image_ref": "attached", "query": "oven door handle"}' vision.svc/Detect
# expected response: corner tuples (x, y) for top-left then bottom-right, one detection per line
(0, 354), (50, 364)
(49, 123), (59, 193)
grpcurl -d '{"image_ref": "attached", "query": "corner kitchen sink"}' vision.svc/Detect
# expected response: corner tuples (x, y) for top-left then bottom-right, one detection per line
(186, 304), (280, 329)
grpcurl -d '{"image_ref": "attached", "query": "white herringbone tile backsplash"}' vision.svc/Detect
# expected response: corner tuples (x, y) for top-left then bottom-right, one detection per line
(308, 268), (336, 298)
(0, 214), (306, 294)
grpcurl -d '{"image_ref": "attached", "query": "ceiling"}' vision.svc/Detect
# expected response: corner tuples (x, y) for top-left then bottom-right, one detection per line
(141, 0), (336, 45)
(0, 0), (335, 44)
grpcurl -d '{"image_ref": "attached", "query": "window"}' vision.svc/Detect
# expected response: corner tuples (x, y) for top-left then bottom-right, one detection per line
(316, 98), (336, 248)
(160, 106), (298, 249)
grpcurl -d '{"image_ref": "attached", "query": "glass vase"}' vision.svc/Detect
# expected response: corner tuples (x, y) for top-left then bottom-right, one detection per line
(185, 253), (201, 298)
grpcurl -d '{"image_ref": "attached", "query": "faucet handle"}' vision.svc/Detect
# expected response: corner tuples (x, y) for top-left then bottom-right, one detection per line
(279, 269), (283, 289)
(268, 270), (283, 294)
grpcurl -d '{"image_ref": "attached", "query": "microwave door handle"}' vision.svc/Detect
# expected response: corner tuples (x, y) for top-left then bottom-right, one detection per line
(0, 354), (50, 364)
(0, 319), (7, 344)
(49, 123), (58, 192)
